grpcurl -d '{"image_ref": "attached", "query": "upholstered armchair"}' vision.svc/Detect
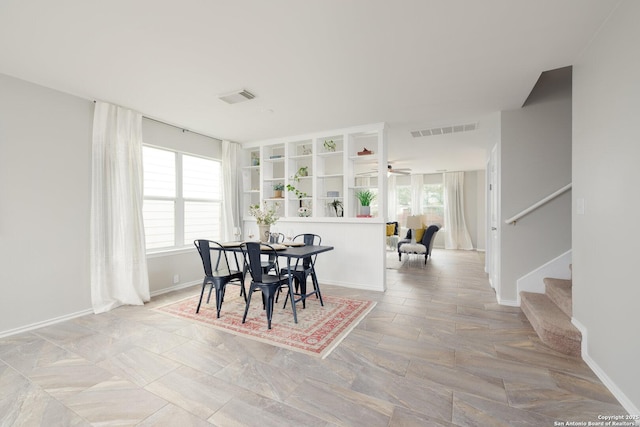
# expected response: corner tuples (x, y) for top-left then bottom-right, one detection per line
(397, 225), (439, 264)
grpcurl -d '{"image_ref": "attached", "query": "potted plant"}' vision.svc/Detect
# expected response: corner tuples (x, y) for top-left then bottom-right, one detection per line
(323, 139), (336, 152)
(287, 167), (310, 206)
(286, 184), (308, 205)
(356, 190), (376, 216)
(329, 199), (343, 217)
(249, 201), (280, 241)
(273, 182), (284, 198)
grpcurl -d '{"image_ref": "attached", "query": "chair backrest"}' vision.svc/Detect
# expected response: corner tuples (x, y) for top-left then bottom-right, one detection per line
(421, 225), (440, 254)
(268, 232), (285, 244)
(241, 242), (280, 283)
(194, 240), (231, 276)
(294, 233), (321, 268)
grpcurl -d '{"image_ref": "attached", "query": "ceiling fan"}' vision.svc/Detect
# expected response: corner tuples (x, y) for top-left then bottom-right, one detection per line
(387, 164), (411, 175)
(356, 163), (411, 176)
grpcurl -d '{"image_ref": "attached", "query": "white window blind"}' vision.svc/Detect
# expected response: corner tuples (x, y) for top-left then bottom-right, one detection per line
(143, 146), (222, 252)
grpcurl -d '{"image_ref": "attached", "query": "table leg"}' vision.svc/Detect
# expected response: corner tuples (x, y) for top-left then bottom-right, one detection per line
(287, 256), (298, 323)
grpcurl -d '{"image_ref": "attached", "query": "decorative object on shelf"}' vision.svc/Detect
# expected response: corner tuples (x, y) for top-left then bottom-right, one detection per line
(251, 153), (260, 166)
(329, 199), (343, 217)
(286, 166), (309, 201)
(326, 191), (339, 197)
(249, 201), (280, 241)
(302, 145), (312, 155)
(323, 139), (336, 152)
(286, 184), (308, 200)
(269, 154), (283, 159)
(298, 206), (311, 217)
(356, 189), (376, 216)
(273, 182), (284, 198)
(357, 147), (373, 156)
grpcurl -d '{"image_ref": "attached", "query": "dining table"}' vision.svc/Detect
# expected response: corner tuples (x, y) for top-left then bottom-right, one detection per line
(215, 241), (334, 323)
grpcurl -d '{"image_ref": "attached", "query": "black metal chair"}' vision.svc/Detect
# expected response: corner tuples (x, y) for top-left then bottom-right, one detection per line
(261, 232), (285, 274)
(279, 233), (324, 309)
(194, 240), (246, 317)
(240, 242), (292, 329)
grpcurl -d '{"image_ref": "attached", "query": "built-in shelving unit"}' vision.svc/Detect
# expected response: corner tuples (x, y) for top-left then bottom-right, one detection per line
(241, 122), (387, 221)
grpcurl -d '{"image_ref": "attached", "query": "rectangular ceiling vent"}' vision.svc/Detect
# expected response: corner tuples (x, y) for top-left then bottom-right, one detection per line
(218, 89), (256, 104)
(410, 122), (478, 138)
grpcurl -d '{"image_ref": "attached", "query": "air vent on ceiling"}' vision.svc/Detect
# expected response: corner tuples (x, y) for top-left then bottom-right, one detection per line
(218, 89), (256, 104)
(410, 122), (478, 138)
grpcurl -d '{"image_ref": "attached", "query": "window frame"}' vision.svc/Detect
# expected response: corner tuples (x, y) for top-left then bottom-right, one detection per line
(422, 182), (444, 227)
(143, 144), (223, 254)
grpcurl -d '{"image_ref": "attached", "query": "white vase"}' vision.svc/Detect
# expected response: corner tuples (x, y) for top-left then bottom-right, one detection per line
(360, 206), (370, 216)
(258, 224), (271, 242)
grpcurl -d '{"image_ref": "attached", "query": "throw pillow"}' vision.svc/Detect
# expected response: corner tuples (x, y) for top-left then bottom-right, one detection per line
(386, 224), (395, 236)
(415, 227), (425, 242)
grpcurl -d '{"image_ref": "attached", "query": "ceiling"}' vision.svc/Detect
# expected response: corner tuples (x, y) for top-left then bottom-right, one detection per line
(0, 0), (619, 174)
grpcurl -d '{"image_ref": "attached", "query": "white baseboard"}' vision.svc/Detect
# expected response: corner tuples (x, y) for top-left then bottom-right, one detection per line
(0, 281), (201, 339)
(572, 318), (640, 417)
(150, 280), (200, 298)
(0, 308), (94, 339)
(497, 296), (519, 307)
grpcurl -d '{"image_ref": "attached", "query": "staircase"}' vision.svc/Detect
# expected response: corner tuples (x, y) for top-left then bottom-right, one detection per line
(520, 267), (582, 357)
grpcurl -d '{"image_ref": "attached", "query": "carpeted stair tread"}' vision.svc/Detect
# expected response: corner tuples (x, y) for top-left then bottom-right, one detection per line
(544, 277), (573, 317)
(520, 291), (581, 357)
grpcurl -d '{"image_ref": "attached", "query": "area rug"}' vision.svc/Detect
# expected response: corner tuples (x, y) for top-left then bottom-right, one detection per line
(386, 250), (405, 269)
(155, 292), (376, 359)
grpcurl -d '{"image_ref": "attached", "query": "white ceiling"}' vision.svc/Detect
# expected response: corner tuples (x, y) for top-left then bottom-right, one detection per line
(0, 0), (619, 174)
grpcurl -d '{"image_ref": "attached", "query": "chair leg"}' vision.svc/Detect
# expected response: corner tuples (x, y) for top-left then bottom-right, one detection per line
(298, 275), (307, 309)
(215, 284), (224, 318)
(242, 283), (256, 324)
(239, 281), (247, 302)
(282, 277), (300, 309)
(196, 280), (207, 313)
(398, 253), (402, 261)
(258, 286), (278, 329)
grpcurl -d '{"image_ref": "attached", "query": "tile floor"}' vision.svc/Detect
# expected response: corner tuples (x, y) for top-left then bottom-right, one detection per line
(0, 249), (627, 426)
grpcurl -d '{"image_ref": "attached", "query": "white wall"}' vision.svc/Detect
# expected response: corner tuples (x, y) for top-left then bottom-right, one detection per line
(0, 74), (93, 333)
(572, 0), (640, 412)
(0, 74), (223, 335)
(499, 67), (573, 304)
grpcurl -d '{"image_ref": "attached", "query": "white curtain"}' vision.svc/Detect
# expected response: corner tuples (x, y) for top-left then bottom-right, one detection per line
(222, 140), (242, 241)
(90, 102), (149, 314)
(443, 172), (474, 250)
(410, 174), (424, 216)
(387, 174), (397, 221)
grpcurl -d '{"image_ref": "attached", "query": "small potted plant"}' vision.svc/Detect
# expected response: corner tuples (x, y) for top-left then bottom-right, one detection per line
(323, 139), (336, 152)
(296, 166), (309, 177)
(356, 190), (376, 216)
(329, 199), (343, 217)
(273, 182), (284, 198)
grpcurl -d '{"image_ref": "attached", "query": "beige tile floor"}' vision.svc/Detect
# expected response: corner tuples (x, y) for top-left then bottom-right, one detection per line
(0, 249), (627, 426)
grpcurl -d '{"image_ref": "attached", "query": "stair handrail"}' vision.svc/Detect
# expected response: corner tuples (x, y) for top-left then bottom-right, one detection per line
(505, 183), (572, 225)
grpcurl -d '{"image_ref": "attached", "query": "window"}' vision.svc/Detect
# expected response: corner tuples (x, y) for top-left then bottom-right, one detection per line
(395, 185), (411, 229)
(422, 183), (444, 226)
(142, 146), (222, 251)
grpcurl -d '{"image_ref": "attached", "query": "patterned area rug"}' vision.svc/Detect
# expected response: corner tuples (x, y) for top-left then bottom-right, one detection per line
(155, 292), (376, 359)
